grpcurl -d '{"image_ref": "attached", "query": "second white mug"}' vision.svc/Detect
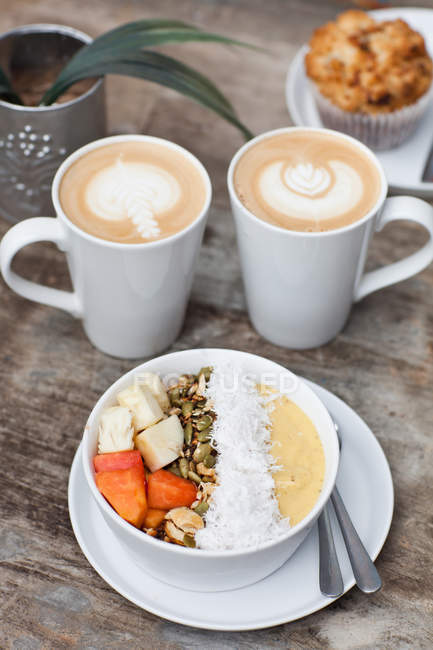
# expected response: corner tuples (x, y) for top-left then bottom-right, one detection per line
(227, 127), (433, 349)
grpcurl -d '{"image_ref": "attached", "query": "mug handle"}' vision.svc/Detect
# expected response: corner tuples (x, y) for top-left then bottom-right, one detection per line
(354, 196), (433, 302)
(0, 217), (82, 317)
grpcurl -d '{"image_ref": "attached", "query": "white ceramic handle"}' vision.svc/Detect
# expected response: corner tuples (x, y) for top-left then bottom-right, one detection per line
(355, 196), (433, 302)
(0, 217), (82, 317)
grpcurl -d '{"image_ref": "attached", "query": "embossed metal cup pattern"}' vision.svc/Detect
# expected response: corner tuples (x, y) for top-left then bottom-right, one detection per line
(0, 24), (106, 223)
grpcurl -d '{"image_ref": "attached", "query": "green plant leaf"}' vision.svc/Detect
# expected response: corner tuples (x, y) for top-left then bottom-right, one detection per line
(64, 23), (260, 63)
(41, 50), (253, 139)
(57, 29), (257, 112)
(39, 19), (258, 138)
(86, 19), (201, 44)
(0, 65), (22, 104)
(67, 19), (261, 53)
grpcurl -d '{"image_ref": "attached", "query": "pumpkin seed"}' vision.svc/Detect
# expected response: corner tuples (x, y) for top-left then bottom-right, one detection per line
(183, 533), (196, 548)
(194, 502), (209, 516)
(184, 421), (193, 445)
(182, 401), (194, 417)
(193, 443), (212, 463)
(201, 475), (215, 483)
(167, 463), (181, 477)
(196, 415), (213, 431)
(197, 428), (211, 442)
(204, 453), (216, 468)
(179, 458), (189, 478)
(169, 388), (182, 407)
(188, 470), (202, 484)
(198, 366), (212, 381)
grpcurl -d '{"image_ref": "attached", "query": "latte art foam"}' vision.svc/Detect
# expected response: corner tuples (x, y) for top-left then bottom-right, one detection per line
(85, 158), (182, 238)
(59, 140), (207, 244)
(234, 131), (382, 232)
(283, 162), (331, 196)
(260, 160), (363, 221)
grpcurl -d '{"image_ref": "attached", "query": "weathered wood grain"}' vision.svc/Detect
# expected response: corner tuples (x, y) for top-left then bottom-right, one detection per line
(1, 1), (433, 648)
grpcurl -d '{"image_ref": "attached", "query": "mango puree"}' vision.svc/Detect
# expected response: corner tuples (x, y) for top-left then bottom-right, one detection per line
(262, 387), (325, 526)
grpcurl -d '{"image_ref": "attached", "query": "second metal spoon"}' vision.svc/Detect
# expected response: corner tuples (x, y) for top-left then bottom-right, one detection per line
(331, 418), (382, 594)
(319, 416), (382, 596)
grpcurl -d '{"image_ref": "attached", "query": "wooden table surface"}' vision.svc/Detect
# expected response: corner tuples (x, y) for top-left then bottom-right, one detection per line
(1, 1), (433, 648)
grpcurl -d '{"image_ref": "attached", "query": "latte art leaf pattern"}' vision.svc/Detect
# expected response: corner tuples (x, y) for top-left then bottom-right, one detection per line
(111, 164), (160, 238)
(60, 141), (208, 244)
(85, 157), (182, 239)
(283, 163), (331, 197)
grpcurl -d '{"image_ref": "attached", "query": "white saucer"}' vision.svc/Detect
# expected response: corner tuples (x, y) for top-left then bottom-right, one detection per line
(68, 379), (393, 631)
(286, 8), (433, 198)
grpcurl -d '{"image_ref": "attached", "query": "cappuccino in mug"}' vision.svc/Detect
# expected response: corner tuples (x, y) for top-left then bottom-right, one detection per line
(233, 130), (382, 232)
(0, 135), (211, 358)
(60, 140), (208, 243)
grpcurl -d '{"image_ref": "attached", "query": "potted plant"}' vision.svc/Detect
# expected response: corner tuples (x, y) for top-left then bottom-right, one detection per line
(0, 20), (253, 223)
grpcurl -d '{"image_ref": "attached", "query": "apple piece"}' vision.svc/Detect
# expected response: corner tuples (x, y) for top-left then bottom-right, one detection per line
(98, 406), (134, 454)
(135, 414), (184, 472)
(135, 372), (170, 411)
(117, 384), (163, 432)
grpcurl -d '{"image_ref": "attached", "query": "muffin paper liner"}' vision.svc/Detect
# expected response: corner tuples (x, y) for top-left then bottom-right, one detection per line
(311, 83), (433, 151)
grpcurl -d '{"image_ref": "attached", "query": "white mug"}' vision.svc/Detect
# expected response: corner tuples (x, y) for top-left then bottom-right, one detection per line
(228, 127), (433, 349)
(0, 135), (212, 358)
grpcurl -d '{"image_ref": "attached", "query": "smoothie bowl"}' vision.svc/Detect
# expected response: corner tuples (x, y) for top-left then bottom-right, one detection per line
(81, 348), (339, 592)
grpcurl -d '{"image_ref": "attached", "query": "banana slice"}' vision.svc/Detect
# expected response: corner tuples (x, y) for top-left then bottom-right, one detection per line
(117, 384), (163, 432)
(135, 414), (184, 472)
(135, 372), (170, 411)
(98, 406), (134, 454)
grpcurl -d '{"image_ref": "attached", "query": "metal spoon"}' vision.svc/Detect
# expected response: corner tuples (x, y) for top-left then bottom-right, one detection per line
(330, 417), (382, 594)
(318, 500), (344, 597)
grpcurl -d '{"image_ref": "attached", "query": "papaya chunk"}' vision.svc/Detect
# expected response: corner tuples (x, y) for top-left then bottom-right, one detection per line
(93, 450), (142, 473)
(147, 469), (197, 510)
(143, 508), (168, 529)
(95, 464), (147, 528)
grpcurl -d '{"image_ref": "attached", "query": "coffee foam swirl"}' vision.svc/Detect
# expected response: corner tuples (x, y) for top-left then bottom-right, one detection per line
(85, 157), (182, 239)
(283, 162), (331, 196)
(259, 160), (363, 221)
(233, 131), (382, 233)
(59, 140), (207, 244)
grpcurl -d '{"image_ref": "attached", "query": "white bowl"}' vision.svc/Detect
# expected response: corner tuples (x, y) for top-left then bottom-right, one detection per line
(82, 348), (339, 592)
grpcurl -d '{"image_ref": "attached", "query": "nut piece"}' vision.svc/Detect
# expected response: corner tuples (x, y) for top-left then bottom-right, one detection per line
(196, 372), (206, 396)
(164, 507), (204, 545)
(196, 462), (216, 478)
(196, 482), (216, 503)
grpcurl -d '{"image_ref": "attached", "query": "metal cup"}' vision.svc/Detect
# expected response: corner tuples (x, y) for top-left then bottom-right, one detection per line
(0, 24), (106, 222)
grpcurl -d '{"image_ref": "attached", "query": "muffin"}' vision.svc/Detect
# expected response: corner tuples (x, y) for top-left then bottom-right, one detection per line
(305, 10), (433, 150)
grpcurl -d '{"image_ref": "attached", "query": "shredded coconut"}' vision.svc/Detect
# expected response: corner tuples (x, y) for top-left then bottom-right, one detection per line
(195, 363), (290, 551)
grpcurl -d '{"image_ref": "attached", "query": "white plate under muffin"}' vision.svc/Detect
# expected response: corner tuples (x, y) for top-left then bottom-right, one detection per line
(286, 7), (433, 198)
